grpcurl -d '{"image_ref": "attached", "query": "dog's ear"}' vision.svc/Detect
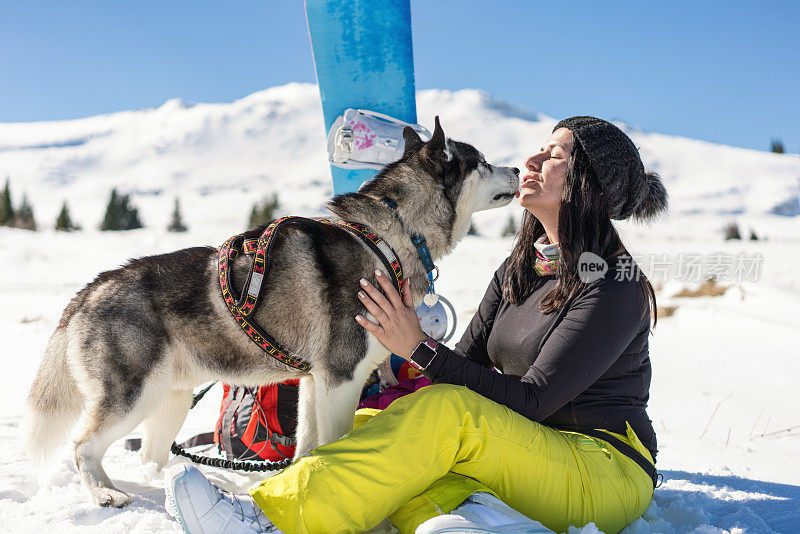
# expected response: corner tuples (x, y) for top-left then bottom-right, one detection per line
(423, 116), (452, 165)
(402, 126), (424, 156)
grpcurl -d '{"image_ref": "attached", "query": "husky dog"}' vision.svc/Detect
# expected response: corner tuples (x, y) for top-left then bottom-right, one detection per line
(24, 117), (519, 507)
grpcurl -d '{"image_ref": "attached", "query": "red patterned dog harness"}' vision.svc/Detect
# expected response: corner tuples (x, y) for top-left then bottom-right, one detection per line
(218, 217), (404, 371)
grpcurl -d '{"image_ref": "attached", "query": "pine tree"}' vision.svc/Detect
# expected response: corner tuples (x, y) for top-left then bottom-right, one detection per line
(15, 194), (37, 230)
(100, 189), (119, 231)
(118, 194), (143, 230)
(100, 188), (143, 231)
(501, 214), (518, 237)
(247, 193), (280, 230)
(0, 179), (14, 226)
(55, 201), (80, 231)
(167, 198), (188, 232)
(770, 138), (785, 154)
(248, 205), (259, 230)
(723, 221), (741, 240)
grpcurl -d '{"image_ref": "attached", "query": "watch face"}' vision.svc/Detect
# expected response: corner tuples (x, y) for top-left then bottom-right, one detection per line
(410, 340), (436, 370)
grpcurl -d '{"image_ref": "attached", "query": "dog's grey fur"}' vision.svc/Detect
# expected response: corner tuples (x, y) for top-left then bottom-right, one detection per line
(23, 117), (519, 507)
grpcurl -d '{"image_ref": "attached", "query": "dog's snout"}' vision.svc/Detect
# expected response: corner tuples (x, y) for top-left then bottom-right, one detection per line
(511, 167), (520, 176)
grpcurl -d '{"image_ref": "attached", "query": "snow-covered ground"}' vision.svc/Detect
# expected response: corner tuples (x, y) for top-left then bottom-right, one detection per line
(0, 84), (798, 533)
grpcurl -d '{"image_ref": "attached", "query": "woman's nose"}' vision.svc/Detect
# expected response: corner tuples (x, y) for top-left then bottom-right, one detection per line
(525, 155), (539, 171)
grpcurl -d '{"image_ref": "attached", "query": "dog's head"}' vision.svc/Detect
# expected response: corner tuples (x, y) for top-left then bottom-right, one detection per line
(329, 117), (520, 252)
(399, 116), (520, 215)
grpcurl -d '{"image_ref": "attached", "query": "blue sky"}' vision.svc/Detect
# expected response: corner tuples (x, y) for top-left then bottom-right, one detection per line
(1, 0), (798, 152)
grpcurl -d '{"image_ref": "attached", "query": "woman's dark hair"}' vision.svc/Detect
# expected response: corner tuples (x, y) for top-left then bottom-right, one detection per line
(501, 140), (658, 326)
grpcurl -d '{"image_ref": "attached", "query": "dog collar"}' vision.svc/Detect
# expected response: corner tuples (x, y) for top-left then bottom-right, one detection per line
(379, 197), (438, 280)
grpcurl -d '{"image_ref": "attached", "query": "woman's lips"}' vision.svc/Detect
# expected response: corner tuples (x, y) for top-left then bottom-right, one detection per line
(520, 174), (541, 187)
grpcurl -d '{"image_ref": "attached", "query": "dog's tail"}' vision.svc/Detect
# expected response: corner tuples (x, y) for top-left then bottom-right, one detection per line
(22, 327), (84, 463)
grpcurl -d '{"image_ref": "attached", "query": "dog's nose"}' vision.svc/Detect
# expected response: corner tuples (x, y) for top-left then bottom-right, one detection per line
(511, 167), (520, 176)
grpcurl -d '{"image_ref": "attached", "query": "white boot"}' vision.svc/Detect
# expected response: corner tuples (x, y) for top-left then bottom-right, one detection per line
(165, 463), (283, 534)
(415, 492), (555, 534)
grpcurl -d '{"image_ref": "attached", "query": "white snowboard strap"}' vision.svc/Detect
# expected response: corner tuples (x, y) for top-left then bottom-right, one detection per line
(327, 109), (431, 170)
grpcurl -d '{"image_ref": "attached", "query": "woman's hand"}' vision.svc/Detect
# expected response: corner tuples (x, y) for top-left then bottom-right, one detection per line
(355, 270), (427, 360)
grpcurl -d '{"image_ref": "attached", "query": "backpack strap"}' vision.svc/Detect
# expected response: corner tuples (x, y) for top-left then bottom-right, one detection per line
(266, 427), (294, 461)
(176, 432), (216, 449)
(220, 387), (242, 461)
(252, 418), (297, 448)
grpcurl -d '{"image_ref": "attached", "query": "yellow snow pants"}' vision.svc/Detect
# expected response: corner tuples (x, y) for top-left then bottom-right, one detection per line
(250, 384), (654, 534)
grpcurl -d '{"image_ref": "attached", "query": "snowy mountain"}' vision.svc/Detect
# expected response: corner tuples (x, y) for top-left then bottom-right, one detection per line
(1, 85), (799, 533)
(2, 82), (799, 240)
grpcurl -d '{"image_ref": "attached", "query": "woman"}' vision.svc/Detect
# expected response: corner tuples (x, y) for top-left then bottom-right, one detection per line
(166, 116), (668, 534)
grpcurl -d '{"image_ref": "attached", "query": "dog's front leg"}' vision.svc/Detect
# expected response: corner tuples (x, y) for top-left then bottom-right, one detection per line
(293, 374), (318, 459)
(301, 337), (390, 454)
(312, 374), (366, 448)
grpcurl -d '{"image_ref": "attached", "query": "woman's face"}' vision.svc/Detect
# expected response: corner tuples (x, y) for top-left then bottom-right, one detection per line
(517, 127), (574, 218)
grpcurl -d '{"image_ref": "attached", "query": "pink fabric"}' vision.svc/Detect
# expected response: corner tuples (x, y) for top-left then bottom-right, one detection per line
(349, 119), (376, 150)
(358, 376), (433, 410)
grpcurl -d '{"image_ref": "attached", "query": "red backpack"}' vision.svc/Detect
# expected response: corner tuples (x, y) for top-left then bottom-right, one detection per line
(163, 371), (380, 471)
(154, 380), (301, 471)
(213, 380), (299, 462)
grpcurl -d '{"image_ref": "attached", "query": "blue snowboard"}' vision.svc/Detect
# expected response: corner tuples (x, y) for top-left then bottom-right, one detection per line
(305, 0), (417, 195)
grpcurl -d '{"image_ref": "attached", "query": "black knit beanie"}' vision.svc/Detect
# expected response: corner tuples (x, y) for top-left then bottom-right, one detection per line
(553, 116), (668, 221)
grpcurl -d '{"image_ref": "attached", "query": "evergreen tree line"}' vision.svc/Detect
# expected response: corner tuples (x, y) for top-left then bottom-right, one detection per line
(0, 179), (37, 230)
(723, 221), (760, 241)
(1, 179), (286, 233)
(0, 180), (191, 233)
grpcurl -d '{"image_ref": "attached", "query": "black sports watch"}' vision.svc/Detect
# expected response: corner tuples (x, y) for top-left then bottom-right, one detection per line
(408, 336), (439, 371)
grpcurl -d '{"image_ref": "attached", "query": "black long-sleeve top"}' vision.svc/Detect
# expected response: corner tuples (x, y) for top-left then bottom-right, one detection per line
(415, 257), (657, 460)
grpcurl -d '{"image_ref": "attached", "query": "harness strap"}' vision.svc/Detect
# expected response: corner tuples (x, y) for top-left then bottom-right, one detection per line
(321, 218), (405, 296)
(555, 426), (660, 488)
(218, 217), (404, 372)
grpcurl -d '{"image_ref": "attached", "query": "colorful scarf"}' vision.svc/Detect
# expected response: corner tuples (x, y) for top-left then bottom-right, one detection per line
(533, 235), (560, 276)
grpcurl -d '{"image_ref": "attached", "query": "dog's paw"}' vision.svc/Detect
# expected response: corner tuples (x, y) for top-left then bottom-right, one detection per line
(93, 487), (132, 508)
